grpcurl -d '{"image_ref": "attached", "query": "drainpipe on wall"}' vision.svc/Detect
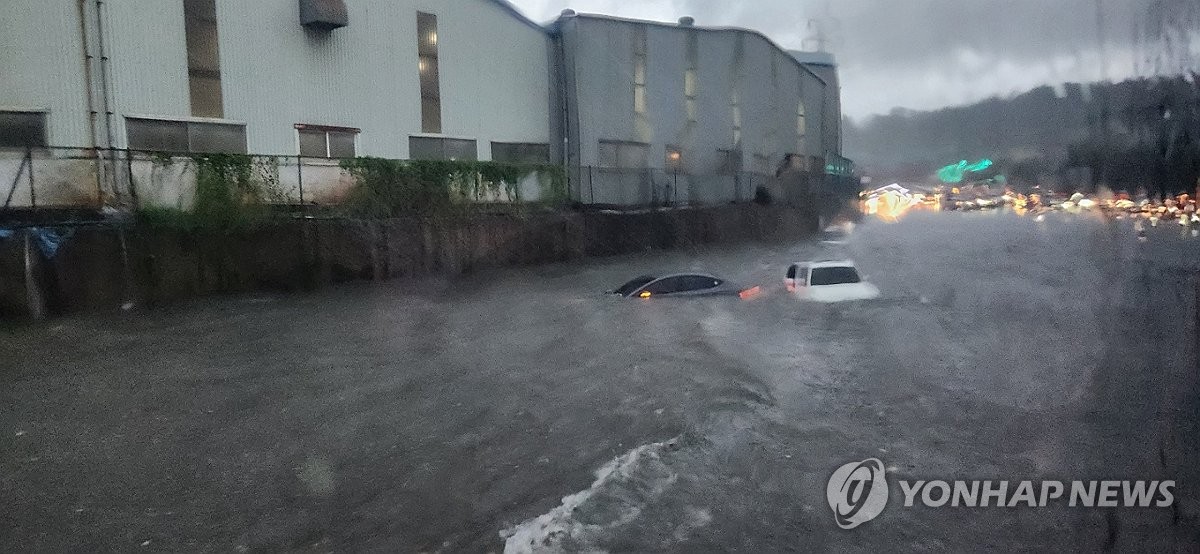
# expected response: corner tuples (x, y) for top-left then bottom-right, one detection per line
(556, 32), (570, 195)
(77, 0), (106, 204)
(93, 0), (119, 204)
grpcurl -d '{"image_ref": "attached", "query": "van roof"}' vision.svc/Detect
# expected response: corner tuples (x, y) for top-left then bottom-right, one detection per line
(794, 260), (856, 269)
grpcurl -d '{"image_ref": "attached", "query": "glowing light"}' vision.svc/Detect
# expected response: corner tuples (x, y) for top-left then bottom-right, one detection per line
(936, 159), (993, 183)
(639, 291), (652, 298)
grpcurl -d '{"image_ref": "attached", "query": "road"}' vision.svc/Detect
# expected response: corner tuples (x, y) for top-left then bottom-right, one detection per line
(2, 209), (1198, 552)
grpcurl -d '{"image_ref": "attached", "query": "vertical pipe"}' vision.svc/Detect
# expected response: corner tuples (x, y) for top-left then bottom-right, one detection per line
(588, 165), (594, 204)
(77, 0), (104, 206)
(94, 0), (118, 201)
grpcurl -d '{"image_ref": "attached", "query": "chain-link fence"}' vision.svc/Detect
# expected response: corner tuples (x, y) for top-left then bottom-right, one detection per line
(1, 147), (830, 219)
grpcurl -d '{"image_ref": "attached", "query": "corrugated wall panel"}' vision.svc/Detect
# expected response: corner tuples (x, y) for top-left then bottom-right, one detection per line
(0, 0), (92, 148)
(220, 0), (551, 158)
(102, 0), (191, 148)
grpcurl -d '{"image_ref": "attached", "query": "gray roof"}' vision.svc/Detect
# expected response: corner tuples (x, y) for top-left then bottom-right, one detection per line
(555, 12), (826, 84)
(788, 50), (837, 67)
(486, 0), (547, 32)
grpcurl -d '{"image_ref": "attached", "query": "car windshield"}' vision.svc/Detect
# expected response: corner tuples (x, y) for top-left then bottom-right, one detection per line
(615, 275), (656, 296)
(810, 266), (862, 285)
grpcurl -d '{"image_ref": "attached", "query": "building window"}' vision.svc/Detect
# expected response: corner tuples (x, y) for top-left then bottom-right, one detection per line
(665, 145), (683, 173)
(753, 153), (771, 174)
(717, 149), (742, 175)
(409, 136), (476, 161)
(417, 12), (441, 134)
(731, 35), (745, 146)
(684, 33), (698, 126)
(0, 111), (48, 148)
(796, 100), (806, 141)
(732, 91), (742, 146)
(297, 125), (358, 158)
(126, 117), (247, 153)
(491, 142), (549, 165)
(185, 0), (223, 118)
(598, 140), (648, 169)
(633, 27), (650, 141)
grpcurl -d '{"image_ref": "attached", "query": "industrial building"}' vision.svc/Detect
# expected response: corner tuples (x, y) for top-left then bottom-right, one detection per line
(0, 0), (848, 208)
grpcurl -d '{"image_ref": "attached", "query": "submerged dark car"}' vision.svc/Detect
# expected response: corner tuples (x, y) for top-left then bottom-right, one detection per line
(609, 273), (753, 298)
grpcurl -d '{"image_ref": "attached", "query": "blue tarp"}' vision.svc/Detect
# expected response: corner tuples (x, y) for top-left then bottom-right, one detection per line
(0, 227), (73, 258)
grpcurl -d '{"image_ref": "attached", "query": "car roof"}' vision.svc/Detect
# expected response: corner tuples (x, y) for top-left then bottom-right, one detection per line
(652, 272), (721, 280)
(792, 260), (857, 269)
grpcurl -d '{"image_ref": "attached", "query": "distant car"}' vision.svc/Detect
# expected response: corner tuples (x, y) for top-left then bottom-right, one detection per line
(820, 226), (849, 245)
(785, 260), (880, 302)
(609, 273), (750, 299)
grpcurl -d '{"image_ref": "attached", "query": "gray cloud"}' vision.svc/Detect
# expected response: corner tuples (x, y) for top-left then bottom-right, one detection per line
(510, 0), (1198, 118)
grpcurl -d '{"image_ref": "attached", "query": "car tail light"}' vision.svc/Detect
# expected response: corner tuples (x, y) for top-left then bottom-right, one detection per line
(739, 286), (762, 300)
(785, 279), (796, 292)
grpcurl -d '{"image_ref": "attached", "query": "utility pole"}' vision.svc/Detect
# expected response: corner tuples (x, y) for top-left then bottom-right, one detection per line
(1094, 0), (1111, 192)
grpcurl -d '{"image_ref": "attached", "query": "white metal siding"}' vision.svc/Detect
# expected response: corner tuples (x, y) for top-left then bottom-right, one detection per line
(7, 0), (551, 158)
(0, 0), (92, 147)
(101, 0), (192, 149)
(569, 18), (830, 169)
(219, 0), (552, 158)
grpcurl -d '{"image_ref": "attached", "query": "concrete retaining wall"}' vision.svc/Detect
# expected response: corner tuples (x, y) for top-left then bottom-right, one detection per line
(0, 204), (816, 318)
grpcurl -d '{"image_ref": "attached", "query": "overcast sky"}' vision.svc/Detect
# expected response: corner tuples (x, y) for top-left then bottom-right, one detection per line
(509, 0), (1197, 121)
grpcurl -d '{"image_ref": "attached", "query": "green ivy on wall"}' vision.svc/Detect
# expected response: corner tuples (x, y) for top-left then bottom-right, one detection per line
(340, 158), (567, 218)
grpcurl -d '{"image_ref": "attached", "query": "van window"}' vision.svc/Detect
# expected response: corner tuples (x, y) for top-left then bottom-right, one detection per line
(810, 266), (861, 286)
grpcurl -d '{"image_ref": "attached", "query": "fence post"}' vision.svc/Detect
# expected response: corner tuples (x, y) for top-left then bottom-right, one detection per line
(297, 155), (305, 207)
(125, 149), (137, 207)
(23, 230), (46, 320)
(26, 147), (35, 208)
(673, 170), (678, 205)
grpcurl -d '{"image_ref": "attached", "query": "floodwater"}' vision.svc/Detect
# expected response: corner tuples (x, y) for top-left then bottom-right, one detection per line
(2, 210), (1198, 552)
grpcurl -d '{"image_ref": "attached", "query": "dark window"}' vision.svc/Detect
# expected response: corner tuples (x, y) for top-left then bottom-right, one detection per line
(682, 275), (721, 291)
(598, 140), (648, 169)
(810, 266), (862, 286)
(615, 275), (656, 296)
(185, 0), (223, 118)
(787, 265), (808, 285)
(409, 136), (476, 161)
(717, 149), (742, 175)
(417, 12), (441, 133)
(643, 276), (687, 295)
(328, 131), (356, 158)
(0, 111), (48, 148)
(491, 142), (549, 165)
(188, 121), (246, 153)
(297, 125), (358, 158)
(126, 117), (246, 153)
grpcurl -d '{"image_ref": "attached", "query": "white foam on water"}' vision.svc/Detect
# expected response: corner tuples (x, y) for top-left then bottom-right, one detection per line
(500, 440), (681, 553)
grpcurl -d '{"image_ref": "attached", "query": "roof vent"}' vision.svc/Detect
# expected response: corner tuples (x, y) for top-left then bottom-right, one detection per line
(561, 9), (576, 17)
(678, 16), (695, 27)
(300, 0), (348, 31)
